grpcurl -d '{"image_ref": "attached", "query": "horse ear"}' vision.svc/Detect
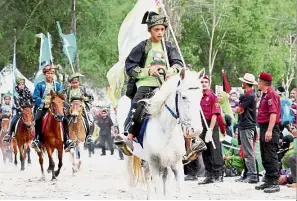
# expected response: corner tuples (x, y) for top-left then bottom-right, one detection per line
(50, 90), (55, 97)
(198, 68), (205, 80)
(180, 68), (185, 80)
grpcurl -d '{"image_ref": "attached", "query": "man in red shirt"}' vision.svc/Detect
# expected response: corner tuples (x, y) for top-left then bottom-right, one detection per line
(198, 75), (224, 185)
(256, 72), (281, 193)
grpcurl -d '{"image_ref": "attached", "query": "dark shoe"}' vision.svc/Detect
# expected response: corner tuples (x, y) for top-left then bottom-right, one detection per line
(255, 182), (272, 190)
(3, 134), (11, 143)
(198, 176), (214, 185)
(198, 172), (214, 185)
(242, 176), (258, 184)
(184, 175), (197, 181)
(214, 170), (224, 182)
(64, 140), (75, 152)
(111, 150), (114, 155)
(101, 153), (106, 156)
(261, 176), (267, 183)
(235, 176), (246, 182)
(31, 140), (41, 153)
(263, 185), (280, 193)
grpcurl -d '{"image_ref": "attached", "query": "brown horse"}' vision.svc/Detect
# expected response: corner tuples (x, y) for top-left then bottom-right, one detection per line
(13, 104), (34, 171)
(37, 91), (65, 181)
(68, 99), (86, 174)
(0, 113), (12, 163)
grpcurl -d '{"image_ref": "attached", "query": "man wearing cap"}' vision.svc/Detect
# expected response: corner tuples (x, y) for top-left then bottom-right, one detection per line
(32, 64), (74, 152)
(0, 92), (12, 116)
(198, 75), (224, 184)
(233, 73), (258, 183)
(256, 72), (281, 193)
(3, 77), (33, 142)
(65, 73), (93, 143)
(115, 11), (183, 155)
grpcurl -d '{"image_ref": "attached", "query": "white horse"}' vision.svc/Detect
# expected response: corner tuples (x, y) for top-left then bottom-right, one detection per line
(118, 69), (204, 199)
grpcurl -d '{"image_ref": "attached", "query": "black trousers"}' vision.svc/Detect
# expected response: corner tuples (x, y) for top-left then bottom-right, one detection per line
(100, 134), (114, 154)
(124, 86), (157, 137)
(200, 120), (224, 173)
(258, 123), (280, 181)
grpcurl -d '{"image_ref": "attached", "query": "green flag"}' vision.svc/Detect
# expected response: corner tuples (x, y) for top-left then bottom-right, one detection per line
(34, 33), (53, 85)
(56, 21), (77, 68)
(36, 33), (52, 70)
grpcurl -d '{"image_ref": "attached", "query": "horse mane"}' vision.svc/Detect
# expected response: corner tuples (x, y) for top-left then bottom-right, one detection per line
(50, 90), (65, 101)
(144, 74), (180, 117)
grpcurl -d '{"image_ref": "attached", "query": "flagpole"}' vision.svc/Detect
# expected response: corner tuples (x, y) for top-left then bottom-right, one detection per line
(39, 35), (43, 70)
(158, 1), (186, 68)
(47, 32), (53, 65)
(12, 28), (17, 97)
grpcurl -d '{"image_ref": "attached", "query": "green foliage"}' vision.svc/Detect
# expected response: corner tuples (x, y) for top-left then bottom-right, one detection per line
(0, 0), (295, 89)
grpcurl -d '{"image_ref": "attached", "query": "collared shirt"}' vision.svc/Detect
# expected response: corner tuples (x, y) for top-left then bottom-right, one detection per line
(200, 89), (221, 121)
(257, 87), (281, 124)
(238, 89), (257, 130)
(44, 82), (54, 108)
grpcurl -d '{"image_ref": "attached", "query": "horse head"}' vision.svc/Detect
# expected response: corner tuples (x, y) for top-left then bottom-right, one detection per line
(177, 68), (205, 137)
(70, 99), (83, 124)
(50, 90), (65, 122)
(20, 102), (34, 130)
(1, 113), (11, 135)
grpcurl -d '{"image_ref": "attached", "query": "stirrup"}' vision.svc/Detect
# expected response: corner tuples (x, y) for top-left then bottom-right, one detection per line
(64, 140), (75, 152)
(182, 151), (198, 166)
(32, 141), (41, 153)
(3, 134), (11, 143)
(117, 141), (133, 156)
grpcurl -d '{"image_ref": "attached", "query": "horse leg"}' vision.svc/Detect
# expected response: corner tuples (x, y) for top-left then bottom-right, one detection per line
(27, 147), (31, 164)
(70, 148), (77, 174)
(13, 144), (18, 166)
(143, 161), (153, 200)
(149, 164), (163, 199)
(76, 143), (82, 171)
(22, 144), (28, 170)
(162, 167), (169, 198)
(54, 146), (63, 177)
(45, 146), (56, 180)
(171, 161), (186, 199)
(18, 144), (25, 171)
(37, 151), (45, 180)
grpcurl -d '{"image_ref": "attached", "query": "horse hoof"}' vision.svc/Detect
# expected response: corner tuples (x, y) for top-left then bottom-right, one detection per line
(21, 168), (25, 171)
(28, 160), (31, 164)
(72, 167), (77, 174)
(51, 178), (57, 182)
(54, 170), (60, 177)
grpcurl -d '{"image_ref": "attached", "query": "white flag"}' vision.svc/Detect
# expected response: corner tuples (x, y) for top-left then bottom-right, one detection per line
(107, 0), (158, 106)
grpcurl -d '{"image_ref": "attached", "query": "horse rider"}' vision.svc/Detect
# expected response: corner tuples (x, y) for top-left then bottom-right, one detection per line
(0, 92), (13, 116)
(31, 64), (75, 152)
(64, 72), (93, 143)
(115, 11), (205, 157)
(3, 77), (33, 143)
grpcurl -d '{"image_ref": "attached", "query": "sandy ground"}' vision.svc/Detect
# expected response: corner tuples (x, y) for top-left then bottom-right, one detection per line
(0, 148), (296, 200)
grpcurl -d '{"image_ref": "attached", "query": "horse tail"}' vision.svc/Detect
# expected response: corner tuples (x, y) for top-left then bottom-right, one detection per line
(132, 155), (143, 185)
